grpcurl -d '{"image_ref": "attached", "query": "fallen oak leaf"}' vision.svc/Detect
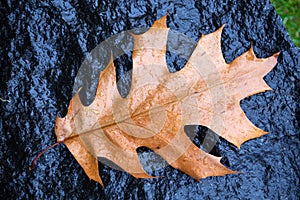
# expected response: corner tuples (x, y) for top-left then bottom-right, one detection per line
(54, 16), (278, 186)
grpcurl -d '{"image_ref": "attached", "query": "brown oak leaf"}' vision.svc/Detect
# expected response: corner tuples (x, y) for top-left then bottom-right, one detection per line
(55, 16), (278, 186)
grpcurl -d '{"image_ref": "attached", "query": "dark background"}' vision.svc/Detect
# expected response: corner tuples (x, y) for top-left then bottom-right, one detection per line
(1, 0), (299, 199)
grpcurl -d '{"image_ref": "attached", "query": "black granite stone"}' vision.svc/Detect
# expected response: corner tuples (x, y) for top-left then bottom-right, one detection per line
(1, 0), (299, 199)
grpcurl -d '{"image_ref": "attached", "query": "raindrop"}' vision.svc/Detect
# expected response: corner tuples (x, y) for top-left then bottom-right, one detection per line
(203, 156), (208, 165)
(147, 90), (153, 96)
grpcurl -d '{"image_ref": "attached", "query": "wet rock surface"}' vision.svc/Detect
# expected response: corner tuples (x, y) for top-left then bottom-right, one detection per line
(1, 0), (299, 199)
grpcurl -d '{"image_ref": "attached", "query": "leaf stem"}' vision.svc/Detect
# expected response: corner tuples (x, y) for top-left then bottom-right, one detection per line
(29, 141), (63, 170)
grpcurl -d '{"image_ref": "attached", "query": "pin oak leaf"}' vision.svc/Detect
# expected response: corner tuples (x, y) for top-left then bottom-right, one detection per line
(55, 16), (278, 186)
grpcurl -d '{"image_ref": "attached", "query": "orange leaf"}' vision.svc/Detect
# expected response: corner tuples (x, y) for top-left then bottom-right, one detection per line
(55, 16), (278, 186)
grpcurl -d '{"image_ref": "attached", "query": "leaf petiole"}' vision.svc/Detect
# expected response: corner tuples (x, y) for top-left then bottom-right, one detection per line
(29, 141), (63, 170)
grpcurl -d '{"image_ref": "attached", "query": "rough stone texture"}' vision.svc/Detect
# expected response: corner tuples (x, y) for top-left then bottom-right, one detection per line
(0, 0), (299, 199)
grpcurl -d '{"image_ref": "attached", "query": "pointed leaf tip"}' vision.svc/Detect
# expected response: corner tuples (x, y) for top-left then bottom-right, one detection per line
(152, 15), (167, 29)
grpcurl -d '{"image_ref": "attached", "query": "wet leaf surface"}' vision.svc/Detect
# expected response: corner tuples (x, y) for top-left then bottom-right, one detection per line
(55, 16), (278, 185)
